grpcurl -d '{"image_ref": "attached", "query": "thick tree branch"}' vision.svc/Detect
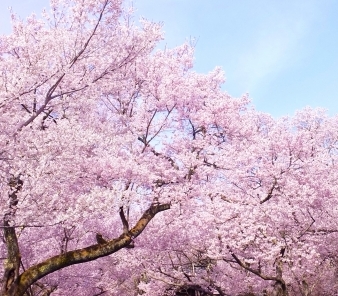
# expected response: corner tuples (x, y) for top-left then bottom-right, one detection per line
(2, 221), (21, 295)
(2, 177), (23, 295)
(129, 203), (170, 239)
(10, 203), (170, 296)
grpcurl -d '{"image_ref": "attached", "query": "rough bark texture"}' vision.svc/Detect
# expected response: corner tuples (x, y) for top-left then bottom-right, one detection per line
(1, 178), (23, 296)
(2, 203), (170, 296)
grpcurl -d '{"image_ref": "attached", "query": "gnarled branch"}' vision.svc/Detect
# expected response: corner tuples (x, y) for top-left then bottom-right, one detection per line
(8, 203), (170, 296)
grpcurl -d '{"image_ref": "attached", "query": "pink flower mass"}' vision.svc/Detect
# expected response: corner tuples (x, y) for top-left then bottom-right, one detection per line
(0, 1), (338, 295)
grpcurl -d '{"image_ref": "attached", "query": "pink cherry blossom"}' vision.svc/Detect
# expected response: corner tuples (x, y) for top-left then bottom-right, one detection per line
(1, 1), (338, 296)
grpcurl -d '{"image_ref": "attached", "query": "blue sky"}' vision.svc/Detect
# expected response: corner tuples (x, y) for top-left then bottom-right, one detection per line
(1, 0), (337, 117)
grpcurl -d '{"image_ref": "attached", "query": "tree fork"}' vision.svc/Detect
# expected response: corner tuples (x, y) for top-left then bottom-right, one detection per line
(3, 203), (170, 296)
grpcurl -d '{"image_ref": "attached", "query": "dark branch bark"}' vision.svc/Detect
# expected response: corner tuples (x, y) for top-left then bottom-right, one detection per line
(17, 1), (109, 132)
(298, 209), (315, 239)
(17, 73), (65, 131)
(213, 285), (226, 296)
(260, 176), (278, 204)
(226, 246), (287, 295)
(2, 221), (21, 295)
(119, 207), (129, 234)
(69, 0), (108, 67)
(1, 177), (23, 295)
(7, 203), (170, 296)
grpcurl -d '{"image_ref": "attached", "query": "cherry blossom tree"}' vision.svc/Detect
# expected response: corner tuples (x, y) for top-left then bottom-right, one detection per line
(0, 0), (241, 294)
(125, 108), (338, 296)
(1, 0), (338, 296)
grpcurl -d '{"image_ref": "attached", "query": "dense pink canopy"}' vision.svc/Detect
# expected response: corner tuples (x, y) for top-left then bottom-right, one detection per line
(1, 0), (338, 295)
